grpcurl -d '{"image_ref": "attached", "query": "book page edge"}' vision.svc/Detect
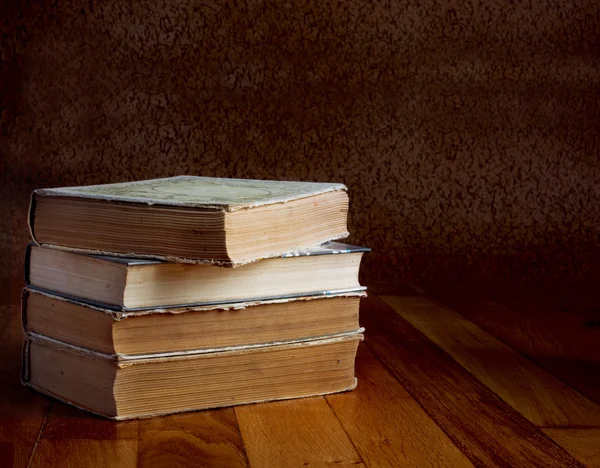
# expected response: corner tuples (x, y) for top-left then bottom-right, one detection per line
(23, 378), (358, 421)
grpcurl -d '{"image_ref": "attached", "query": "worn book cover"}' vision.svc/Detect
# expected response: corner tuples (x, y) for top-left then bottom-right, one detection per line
(25, 241), (369, 278)
(30, 175), (347, 211)
(23, 241), (369, 354)
(24, 241), (369, 310)
(21, 286), (366, 356)
(29, 176), (350, 265)
(22, 330), (363, 420)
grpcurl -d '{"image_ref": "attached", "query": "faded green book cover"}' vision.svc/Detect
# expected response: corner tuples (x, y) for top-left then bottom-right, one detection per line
(28, 176), (350, 266)
(32, 175), (346, 211)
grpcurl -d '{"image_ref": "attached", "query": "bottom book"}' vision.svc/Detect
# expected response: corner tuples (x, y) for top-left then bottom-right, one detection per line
(22, 330), (363, 420)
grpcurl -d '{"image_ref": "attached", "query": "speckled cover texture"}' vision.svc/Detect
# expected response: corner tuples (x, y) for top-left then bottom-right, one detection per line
(2, 0), (600, 301)
(32, 176), (346, 210)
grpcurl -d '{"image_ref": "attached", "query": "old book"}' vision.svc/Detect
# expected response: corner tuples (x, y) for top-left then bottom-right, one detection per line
(22, 331), (362, 420)
(22, 288), (365, 356)
(26, 242), (368, 309)
(29, 176), (349, 265)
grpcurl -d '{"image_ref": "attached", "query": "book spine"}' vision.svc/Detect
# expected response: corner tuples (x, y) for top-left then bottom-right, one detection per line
(21, 288), (30, 332)
(21, 334), (31, 385)
(27, 193), (39, 246)
(24, 243), (32, 284)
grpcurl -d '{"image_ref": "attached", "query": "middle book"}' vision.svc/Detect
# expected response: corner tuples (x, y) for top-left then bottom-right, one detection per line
(24, 241), (368, 358)
(26, 242), (367, 309)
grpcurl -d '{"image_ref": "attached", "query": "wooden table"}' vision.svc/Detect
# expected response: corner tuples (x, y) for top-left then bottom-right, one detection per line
(1, 281), (599, 467)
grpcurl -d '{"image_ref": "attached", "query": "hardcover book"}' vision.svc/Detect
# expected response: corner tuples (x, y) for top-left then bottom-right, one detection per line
(26, 242), (369, 309)
(22, 288), (366, 357)
(22, 331), (363, 420)
(29, 176), (349, 266)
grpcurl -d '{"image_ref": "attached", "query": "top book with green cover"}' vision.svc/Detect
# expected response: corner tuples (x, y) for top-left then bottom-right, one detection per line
(29, 176), (349, 266)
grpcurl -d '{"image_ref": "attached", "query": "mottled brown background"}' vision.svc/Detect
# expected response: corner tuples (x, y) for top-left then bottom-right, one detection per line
(2, 0), (600, 303)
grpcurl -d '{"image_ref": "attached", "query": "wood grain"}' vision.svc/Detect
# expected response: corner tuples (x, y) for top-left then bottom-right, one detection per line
(4, 281), (600, 467)
(42, 403), (139, 440)
(138, 408), (248, 468)
(422, 281), (600, 404)
(527, 282), (600, 316)
(0, 384), (48, 468)
(361, 294), (583, 468)
(235, 397), (365, 467)
(326, 344), (474, 467)
(0, 308), (27, 376)
(0, 441), (16, 468)
(380, 294), (600, 427)
(543, 429), (600, 467)
(30, 439), (137, 468)
(0, 310), (50, 468)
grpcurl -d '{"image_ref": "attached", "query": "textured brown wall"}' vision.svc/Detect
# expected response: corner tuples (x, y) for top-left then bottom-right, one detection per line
(2, 0), (600, 300)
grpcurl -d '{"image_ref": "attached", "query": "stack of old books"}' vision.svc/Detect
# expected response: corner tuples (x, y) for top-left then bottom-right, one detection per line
(21, 176), (368, 420)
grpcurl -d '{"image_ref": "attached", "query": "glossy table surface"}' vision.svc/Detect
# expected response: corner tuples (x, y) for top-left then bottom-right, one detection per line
(1, 280), (599, 467)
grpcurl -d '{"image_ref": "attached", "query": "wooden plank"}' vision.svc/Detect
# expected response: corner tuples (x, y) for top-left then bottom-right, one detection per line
(361, 294), (583, 467)
(543, 429), (600, 467)
(0, 307), (27, 377)
(0, 309), (50, 468)
(527, 281), (600, 316)
(326, 344), (474, 467)
(235, 397), (365, 467)
(422, 281), (600, 404)
(380, 294), (600, 427)
(0, 441), (16, 468)
(42, 403), (139, 440)
(0, 384), (49, 468)
(138, 408), (248, 468)
(30, 439), (137, 468)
